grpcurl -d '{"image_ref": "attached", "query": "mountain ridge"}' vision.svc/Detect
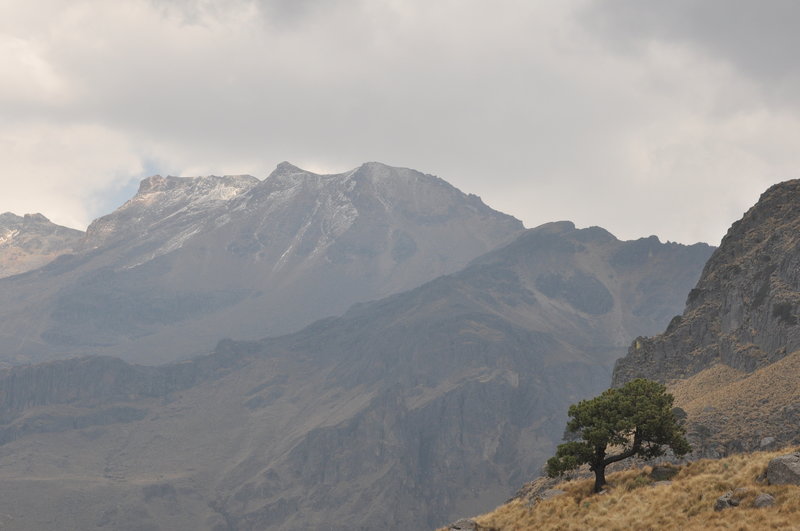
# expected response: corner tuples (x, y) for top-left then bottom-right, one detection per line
(613, 178), (800, 455)
(0, 162), (524, 366)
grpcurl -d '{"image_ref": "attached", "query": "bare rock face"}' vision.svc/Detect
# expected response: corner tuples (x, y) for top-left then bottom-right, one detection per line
(613, 179), (800, 454)
(766, 452), (800, 485)
(614, 179), (800, 385)
(0, 212), (83, 278)
(0, 346), (249, 445)
(81, 173), (259, 252)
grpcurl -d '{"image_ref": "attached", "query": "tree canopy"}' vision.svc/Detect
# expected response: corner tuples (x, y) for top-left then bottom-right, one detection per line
(546, 378), (690, 492)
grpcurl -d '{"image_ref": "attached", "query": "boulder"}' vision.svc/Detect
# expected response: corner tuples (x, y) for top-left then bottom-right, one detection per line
(650, 465), (679, 481)
(753, 493), (775, 508)
(766, 452), (800, 485)
(714, 491), (739, 511)
(759, 436), (776, 449)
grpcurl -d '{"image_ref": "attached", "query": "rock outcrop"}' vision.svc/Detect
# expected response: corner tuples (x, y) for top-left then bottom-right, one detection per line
(613, 179), (800, 454)
(614, 179), (800, 384)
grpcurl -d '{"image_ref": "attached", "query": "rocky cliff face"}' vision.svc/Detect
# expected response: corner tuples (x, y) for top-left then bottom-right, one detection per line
(0, 213), (83, 278)
(614, 179), (800, 384)
(613, 179), (800, 455)
(0, 222), (712, 530)
(0, 162), (523, 365)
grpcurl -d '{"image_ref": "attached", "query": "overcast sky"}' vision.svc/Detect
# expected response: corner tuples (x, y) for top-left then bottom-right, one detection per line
(2, 0), (799, 244)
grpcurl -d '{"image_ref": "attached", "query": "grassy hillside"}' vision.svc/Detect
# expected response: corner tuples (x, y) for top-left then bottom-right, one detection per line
(669, 350), (800, 450)
(445, 449), (800, 530)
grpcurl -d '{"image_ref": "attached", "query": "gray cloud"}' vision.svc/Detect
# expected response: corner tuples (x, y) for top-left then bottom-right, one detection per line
(582, 0), (800, 104)
(0, 0), (798, 244)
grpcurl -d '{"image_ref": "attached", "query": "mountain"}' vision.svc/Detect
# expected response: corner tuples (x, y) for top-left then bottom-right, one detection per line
(613, 179), (800, 454)
(0, 162), (523, 365)
(0, 213), (83, 279)
(0, 222), (712, 530)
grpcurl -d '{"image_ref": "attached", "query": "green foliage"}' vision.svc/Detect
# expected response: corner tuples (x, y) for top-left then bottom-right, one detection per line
(546, 379), (690, 492)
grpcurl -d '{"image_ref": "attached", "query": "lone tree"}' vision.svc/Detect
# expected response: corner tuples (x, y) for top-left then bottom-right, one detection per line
(546, 378), (690, 493)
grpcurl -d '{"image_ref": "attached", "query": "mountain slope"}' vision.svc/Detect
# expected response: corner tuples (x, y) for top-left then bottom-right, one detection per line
(0, 162), (523, 365)
(451, 449), (800, 531)
(0, 213), (83, 279)
(613, 179), (800, 453)
(0, 222), (712, 530)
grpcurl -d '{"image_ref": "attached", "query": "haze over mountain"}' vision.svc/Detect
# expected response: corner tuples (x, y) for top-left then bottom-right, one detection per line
(0, 213), (82, 279)
(0, 220), (712, 530)
(614, 179), (800, 454)
(0, 161), (523, 366)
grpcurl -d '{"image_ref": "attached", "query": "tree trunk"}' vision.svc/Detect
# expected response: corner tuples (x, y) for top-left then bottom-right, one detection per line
(593, 465), (606, 493)
(592, 446), (607, 493)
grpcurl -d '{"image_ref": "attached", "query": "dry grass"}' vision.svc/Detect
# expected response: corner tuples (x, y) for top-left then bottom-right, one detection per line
(669, 351), (800, 442)
(450, 448), (800, 530)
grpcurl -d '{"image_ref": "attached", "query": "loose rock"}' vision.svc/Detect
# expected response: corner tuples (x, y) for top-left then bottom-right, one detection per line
(650, 465), (679, 481)
(448, 518), (478, 530)
(759, 436), (776, 449)
(753, 493), (775, 508)
(714, 491), (740, 511)
(447, 518), (496, 531)
(537, 489), (566, 501)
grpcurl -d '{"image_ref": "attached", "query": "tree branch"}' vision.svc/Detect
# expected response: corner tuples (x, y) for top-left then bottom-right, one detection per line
(602, 429), (641, 467)
(602, 446), (637, 467)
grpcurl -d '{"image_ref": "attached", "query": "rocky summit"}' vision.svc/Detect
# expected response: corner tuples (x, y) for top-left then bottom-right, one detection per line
(0, 212), (83, 279)
(0, 221), (711, 530)
(613, 179), (800, 454)
(0, 162), (523, 365)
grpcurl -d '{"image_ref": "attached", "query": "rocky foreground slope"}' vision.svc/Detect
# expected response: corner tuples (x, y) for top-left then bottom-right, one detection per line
(0, 222), (711, 530)
(447, 449), (800, 531)
(614, 179), (800, 454)
(0, 162), (523, 365)
(0, 213), (82, 279)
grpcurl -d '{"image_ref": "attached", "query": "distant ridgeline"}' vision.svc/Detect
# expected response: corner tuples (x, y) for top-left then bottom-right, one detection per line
(0, 212), (83, 279)
(0, 162), (524, 366)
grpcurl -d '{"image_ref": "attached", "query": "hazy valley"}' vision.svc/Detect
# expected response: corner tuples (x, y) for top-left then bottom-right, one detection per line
(5, 2), (800, 530)
(0, 162), (722, 529)
(451, 179), (800, 530)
